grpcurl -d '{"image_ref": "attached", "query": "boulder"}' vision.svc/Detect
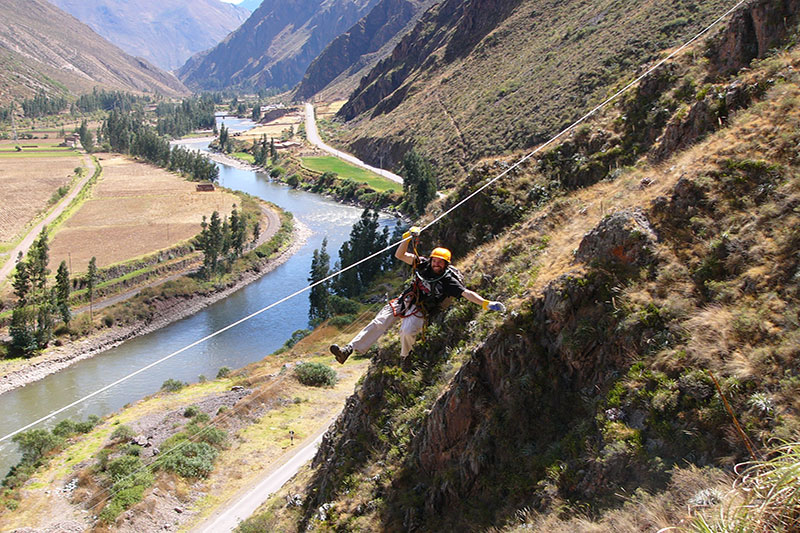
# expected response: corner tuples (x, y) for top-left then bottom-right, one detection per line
(576, 208), (657, 268)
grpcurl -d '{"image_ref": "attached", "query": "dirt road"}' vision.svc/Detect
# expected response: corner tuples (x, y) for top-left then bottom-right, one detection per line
(0, 154), (94, 287)
(192, 418), (336, 533)
(304, 102), (403, 184)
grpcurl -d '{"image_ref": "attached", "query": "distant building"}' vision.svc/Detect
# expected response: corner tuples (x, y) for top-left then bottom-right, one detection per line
(195, 183), (215, 192)
(61, 134), (80, 148)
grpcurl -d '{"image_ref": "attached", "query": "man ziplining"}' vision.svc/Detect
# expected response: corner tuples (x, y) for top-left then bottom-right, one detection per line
(330, 227), (505, 364)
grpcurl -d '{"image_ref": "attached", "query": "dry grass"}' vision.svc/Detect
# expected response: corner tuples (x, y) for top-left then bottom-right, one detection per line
(494, 466), (731, 533)
(47, 155), (238, 273)
(0, 154), (86, 242)
(240, 110), (304, 142)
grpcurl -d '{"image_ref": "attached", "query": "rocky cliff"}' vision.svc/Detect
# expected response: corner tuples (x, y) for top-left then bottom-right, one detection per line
(177, 0), (380, 91)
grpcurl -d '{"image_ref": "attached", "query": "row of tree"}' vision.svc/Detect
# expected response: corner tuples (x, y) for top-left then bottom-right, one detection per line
(156, 96), (216, 138)
(20, 91), (68, 119)
(195, 206), (250, 280)
(73, 89), (147, 114)
(102, 110), (219, 182)
(9, 228), (98, 358)
(308, 209), (402, 323)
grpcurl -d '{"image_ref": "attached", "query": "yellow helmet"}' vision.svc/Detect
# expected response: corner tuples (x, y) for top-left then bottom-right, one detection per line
(430, 247), (452, 263)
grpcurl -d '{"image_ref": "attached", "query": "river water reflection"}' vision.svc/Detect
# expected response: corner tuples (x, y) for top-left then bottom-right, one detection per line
(0, 123), (397, 477)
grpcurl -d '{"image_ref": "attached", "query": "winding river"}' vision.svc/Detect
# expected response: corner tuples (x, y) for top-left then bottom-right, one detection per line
(0, 117), (397, 477)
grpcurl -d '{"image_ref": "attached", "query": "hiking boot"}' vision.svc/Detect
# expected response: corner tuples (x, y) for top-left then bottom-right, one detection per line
(330, 343), (353, 364)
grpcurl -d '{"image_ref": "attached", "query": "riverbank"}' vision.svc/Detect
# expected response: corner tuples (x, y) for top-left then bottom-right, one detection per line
(0, 219), (311, 396)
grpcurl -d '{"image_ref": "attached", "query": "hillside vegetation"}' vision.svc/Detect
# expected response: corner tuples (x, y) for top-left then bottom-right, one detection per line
(332, 0), (791, 186)
(236, 2), (800, 531)
(0, 0), (187, 107)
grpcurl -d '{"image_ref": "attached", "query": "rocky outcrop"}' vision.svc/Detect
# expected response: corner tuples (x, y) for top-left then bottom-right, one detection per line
(575, 208), (658, 268)
(705, 0), (800, 78)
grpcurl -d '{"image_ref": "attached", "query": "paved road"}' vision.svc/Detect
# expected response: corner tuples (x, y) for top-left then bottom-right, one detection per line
(0, 154), (94, 287)
(304, 103), (403, 185)
(192, 417), (337, 533)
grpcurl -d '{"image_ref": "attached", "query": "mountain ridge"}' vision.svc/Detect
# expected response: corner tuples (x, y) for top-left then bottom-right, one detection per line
(48, 0), (250, 72)
(177, 0), (380, 91)
(0, 0), (187, 105)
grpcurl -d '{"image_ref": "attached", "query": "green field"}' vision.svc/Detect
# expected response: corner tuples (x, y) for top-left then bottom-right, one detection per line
(301, 156), (398, 193)
(233, 151), (255, 163)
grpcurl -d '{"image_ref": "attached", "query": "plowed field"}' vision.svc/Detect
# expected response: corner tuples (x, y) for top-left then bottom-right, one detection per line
(47, 155), (237, 273)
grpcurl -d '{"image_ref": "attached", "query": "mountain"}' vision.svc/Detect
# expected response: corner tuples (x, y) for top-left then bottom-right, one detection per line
(48, 0), (250, 72)
(239, 1), (800, 530)
(332, 0), (749, 186)
(0, 0), (187, 105)
(293, 0), (438, 101)
(177, 0), (380, 91)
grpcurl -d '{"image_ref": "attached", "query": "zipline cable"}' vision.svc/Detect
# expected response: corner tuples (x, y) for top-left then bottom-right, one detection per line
(0, 0), (747, 446)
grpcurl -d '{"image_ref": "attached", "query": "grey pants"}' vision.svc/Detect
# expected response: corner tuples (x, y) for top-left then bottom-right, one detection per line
(350, 302), (425, 357)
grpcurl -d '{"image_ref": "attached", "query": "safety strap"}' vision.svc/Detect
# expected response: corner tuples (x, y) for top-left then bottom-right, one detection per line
(409, 235), (429, 344)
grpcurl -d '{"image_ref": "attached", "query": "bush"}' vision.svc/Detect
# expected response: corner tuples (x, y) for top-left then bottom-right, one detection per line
(329, 295), (360, 315)
(183, 405), (200, 418)
(216, 366), (231, 379)
(161, 378), (185, 392)
(329, 314), (356, 327)
(295, 362), (338, 387)
(156, 441), (218, 478)
(11, 429), (62, 464)
(110, 424), (135, 442)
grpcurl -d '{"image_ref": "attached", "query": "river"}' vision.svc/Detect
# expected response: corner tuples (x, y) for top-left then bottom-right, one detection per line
(0, 116), (398, 477)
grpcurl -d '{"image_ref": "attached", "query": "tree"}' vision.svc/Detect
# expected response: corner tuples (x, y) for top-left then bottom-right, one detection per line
(230, 205), (246, 257)
(12, 252), (30, 306)
(252, 221), (261, 244)
(78, 120), (94, 152)
(308, 238), (331, 323)
(401, 149), (437, 216)
(197, 212), (223, 278)
(86, 256), (98, 322)
(55, 260), (71, 326)
(334, 209), (388, 297)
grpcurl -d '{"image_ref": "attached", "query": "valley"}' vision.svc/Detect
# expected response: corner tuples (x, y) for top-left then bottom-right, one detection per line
(2, 0), (800, 531)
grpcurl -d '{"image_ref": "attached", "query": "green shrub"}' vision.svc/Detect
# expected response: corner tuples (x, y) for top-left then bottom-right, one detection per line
(328, 314), (356, 327)
(183, 405), (200, 418)
(329, 295), (360, 315)
(110, 424), (135, 442)
(161, 378), (185, 392)
(156, 441), (218, 478)
(11, 429), (62, 464)
(295, 362), (338, 387)
(216, 366), (231, 379)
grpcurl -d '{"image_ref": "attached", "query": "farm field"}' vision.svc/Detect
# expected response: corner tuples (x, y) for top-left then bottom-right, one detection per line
(300, 156), (398, 193)
(315, 100), (346, 120)
(47, 155), (238, 274)
(241, 111), (304, 141)
(0, 147), (87, 243)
